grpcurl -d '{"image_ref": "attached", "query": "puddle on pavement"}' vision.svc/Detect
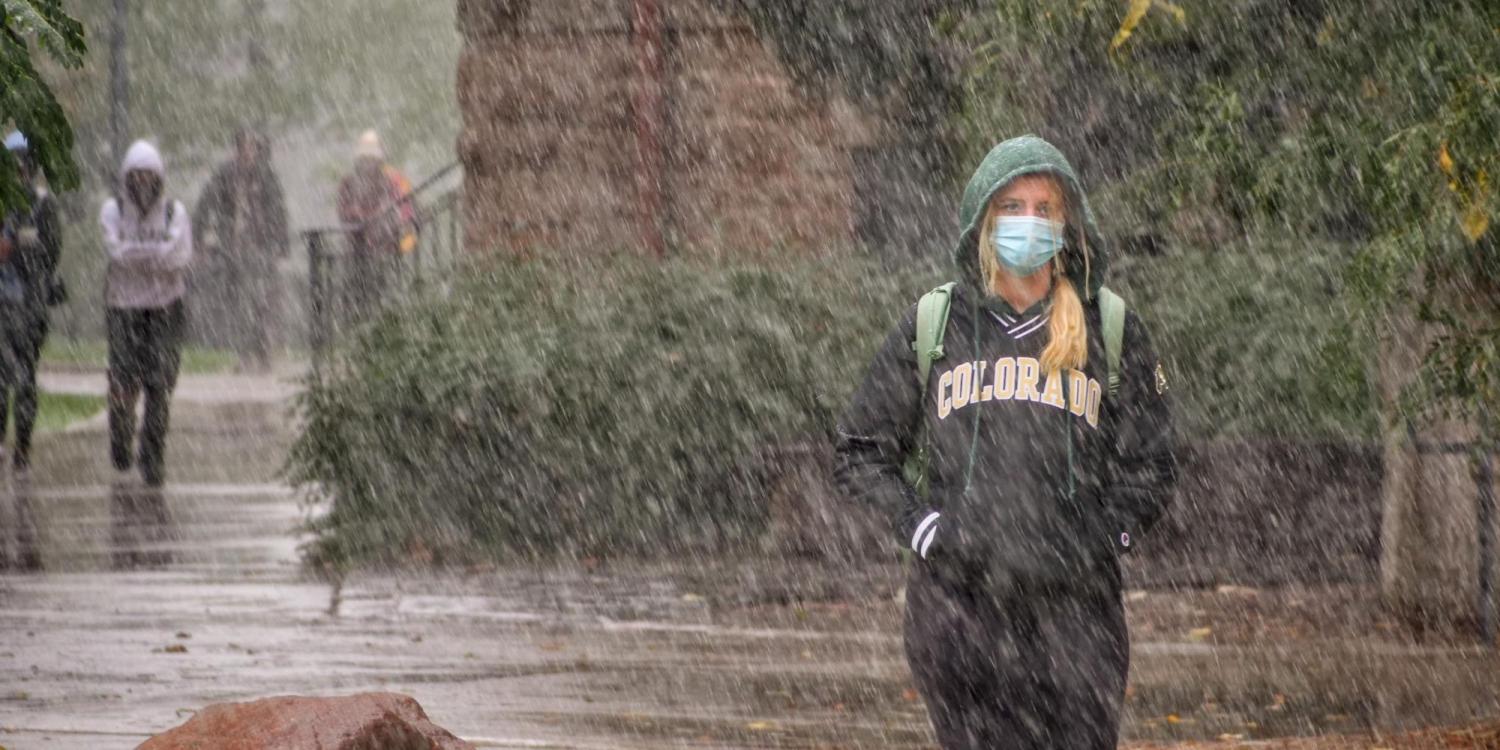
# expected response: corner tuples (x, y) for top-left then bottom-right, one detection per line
(0, 477), (305, 575)
(3, 401), (1500, 747)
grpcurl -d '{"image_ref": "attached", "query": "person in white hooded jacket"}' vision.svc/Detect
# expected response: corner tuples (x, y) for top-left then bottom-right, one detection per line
(100, 140), (193, 486)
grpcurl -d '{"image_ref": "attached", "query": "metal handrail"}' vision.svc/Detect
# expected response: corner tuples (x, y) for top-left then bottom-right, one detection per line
(304, 162), (465, 373)
(301, 161), (462, 239)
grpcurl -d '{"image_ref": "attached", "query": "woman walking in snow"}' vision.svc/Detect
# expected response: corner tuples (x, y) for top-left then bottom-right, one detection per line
(835, 135), (1176, 749)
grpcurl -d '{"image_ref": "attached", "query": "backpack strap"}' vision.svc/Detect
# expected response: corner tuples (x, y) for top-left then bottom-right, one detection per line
(913, 282), (957, 395)
(1099, 285), (1126, 399)
(904, 282), (957, 498)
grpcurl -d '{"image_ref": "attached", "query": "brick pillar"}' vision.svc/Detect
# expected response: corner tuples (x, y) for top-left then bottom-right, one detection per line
(632, 0), (668, 258)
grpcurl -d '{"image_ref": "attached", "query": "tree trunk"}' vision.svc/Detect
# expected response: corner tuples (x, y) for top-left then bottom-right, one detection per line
(1378, 309), (1498, 636)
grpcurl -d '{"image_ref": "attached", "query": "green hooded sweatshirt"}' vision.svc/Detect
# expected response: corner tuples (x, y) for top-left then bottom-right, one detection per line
(834, 135), (1176, 591)
(954, 134), (1109, 303)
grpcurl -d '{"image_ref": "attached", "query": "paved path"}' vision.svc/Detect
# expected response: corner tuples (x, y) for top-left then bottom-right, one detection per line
(39, 370), (303, 405)
(3, 374), (1499, 749)
(0, 379), (927, 749)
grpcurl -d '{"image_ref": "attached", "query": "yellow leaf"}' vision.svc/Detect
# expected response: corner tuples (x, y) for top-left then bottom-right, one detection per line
(1316, 14), (1336, 46)
(746, 721), (776, 731)
(1460, 170), (1490, 243)
(1109, 0), (1154, 55)
(1439, 141), (1456, 177)
(1461, 202), (1490, 243)
(1188, 626), (1213, 641)
(1166, 714), (1182, 724)
(1156, 0), (1187, 23)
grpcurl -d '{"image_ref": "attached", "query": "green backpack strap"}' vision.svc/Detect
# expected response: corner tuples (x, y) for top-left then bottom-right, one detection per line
(1099, 285), (1126, 399)
(913, 282), (957, 395)
(904, 282), (956, 497)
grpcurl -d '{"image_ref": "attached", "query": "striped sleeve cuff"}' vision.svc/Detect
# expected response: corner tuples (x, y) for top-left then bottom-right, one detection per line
(911, 511), (940, 560)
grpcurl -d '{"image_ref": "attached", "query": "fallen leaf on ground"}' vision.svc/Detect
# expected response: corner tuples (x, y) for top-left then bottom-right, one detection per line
(1215, 585), (1258, 597)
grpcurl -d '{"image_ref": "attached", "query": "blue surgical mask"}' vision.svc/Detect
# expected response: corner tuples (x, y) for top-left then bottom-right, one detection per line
(991, 216), (1065, 276)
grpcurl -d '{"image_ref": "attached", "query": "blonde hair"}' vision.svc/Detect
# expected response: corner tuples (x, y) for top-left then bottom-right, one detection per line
(977, 201), (1090, 376)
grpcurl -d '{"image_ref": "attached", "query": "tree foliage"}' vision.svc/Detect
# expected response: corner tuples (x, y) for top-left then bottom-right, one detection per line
(52, 0), (458, 189)
(957, 0), (1499, 433)
(0, 0), (84, 212)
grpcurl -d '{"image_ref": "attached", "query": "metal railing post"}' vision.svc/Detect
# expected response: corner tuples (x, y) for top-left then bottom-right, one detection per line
(302, 163), (462, 370)
(450, 192), (460, 267)
(308, 231), (329, 374)
(412, 225), (424, 288)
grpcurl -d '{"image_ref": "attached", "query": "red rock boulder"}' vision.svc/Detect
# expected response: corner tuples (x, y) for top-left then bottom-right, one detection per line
(139, 692), (475, 750)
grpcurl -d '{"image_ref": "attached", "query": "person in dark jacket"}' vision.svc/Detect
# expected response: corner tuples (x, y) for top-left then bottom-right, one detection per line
(0, 131), (63, 473)
(193, 128), (289, 372)
(834, 135), (1176, 750)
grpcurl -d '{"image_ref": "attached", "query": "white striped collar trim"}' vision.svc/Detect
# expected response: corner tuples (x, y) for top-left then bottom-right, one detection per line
(911, 512), (941, 555)
(989, 310), (1050, 339)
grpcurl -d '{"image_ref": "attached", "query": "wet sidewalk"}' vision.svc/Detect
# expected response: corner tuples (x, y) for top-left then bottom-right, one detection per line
(38, 370), (302, 406)
(2, 375), (1499, 748)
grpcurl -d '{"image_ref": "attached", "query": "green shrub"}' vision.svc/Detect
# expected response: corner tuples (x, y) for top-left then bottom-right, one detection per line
(1116, 239), (1378, 441)
(290, 253), (941, 566)
(292, 239), (1378, 568)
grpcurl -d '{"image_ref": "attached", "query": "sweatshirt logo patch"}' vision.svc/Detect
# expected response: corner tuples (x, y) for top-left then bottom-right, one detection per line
(935, 356), (1102, 428)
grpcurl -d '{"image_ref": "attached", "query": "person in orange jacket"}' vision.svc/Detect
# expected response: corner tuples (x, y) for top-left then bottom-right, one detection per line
(336, 130), (418, 318)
